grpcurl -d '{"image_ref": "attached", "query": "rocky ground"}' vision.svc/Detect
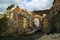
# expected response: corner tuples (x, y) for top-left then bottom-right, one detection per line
(35, 33), (60, 40)
(0, 32), (60, 40)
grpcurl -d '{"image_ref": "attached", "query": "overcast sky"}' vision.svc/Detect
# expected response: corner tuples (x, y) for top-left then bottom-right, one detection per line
(0, 0), (54, 13)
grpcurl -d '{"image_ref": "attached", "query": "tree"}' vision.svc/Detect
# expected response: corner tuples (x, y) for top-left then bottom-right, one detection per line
(6, 4), (15, 10)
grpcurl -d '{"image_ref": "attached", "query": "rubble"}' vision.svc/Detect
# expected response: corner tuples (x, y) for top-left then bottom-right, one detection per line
(35, 33), (60, 40)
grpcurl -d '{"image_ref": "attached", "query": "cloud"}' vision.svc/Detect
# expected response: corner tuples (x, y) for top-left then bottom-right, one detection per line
(22, 0), (54, 11)
(0, 0), (54, 12)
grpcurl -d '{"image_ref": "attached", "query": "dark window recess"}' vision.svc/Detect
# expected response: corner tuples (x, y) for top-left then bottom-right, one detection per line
(18, 13), (23, 20)
(58, 10), (60, 13)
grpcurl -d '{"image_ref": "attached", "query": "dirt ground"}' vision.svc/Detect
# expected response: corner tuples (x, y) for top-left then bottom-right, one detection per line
(0, 32), (60, 40)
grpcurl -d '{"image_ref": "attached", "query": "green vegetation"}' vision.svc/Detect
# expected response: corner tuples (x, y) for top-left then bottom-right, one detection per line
(0, 14), (4, 19)
(0, 14), (8, 35)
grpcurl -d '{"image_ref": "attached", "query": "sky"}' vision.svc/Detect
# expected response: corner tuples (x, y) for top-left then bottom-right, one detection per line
(0, 0), (54, 13)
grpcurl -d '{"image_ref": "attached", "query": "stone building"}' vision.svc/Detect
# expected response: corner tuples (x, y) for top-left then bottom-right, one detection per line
(4, 5), (42, 35)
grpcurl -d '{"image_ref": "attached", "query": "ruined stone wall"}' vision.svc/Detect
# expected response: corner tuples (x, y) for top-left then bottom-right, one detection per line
(54, 0), (60, 5)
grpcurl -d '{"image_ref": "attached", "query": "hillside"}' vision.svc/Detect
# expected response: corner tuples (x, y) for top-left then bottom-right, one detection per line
(32, 10), (50, 16)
